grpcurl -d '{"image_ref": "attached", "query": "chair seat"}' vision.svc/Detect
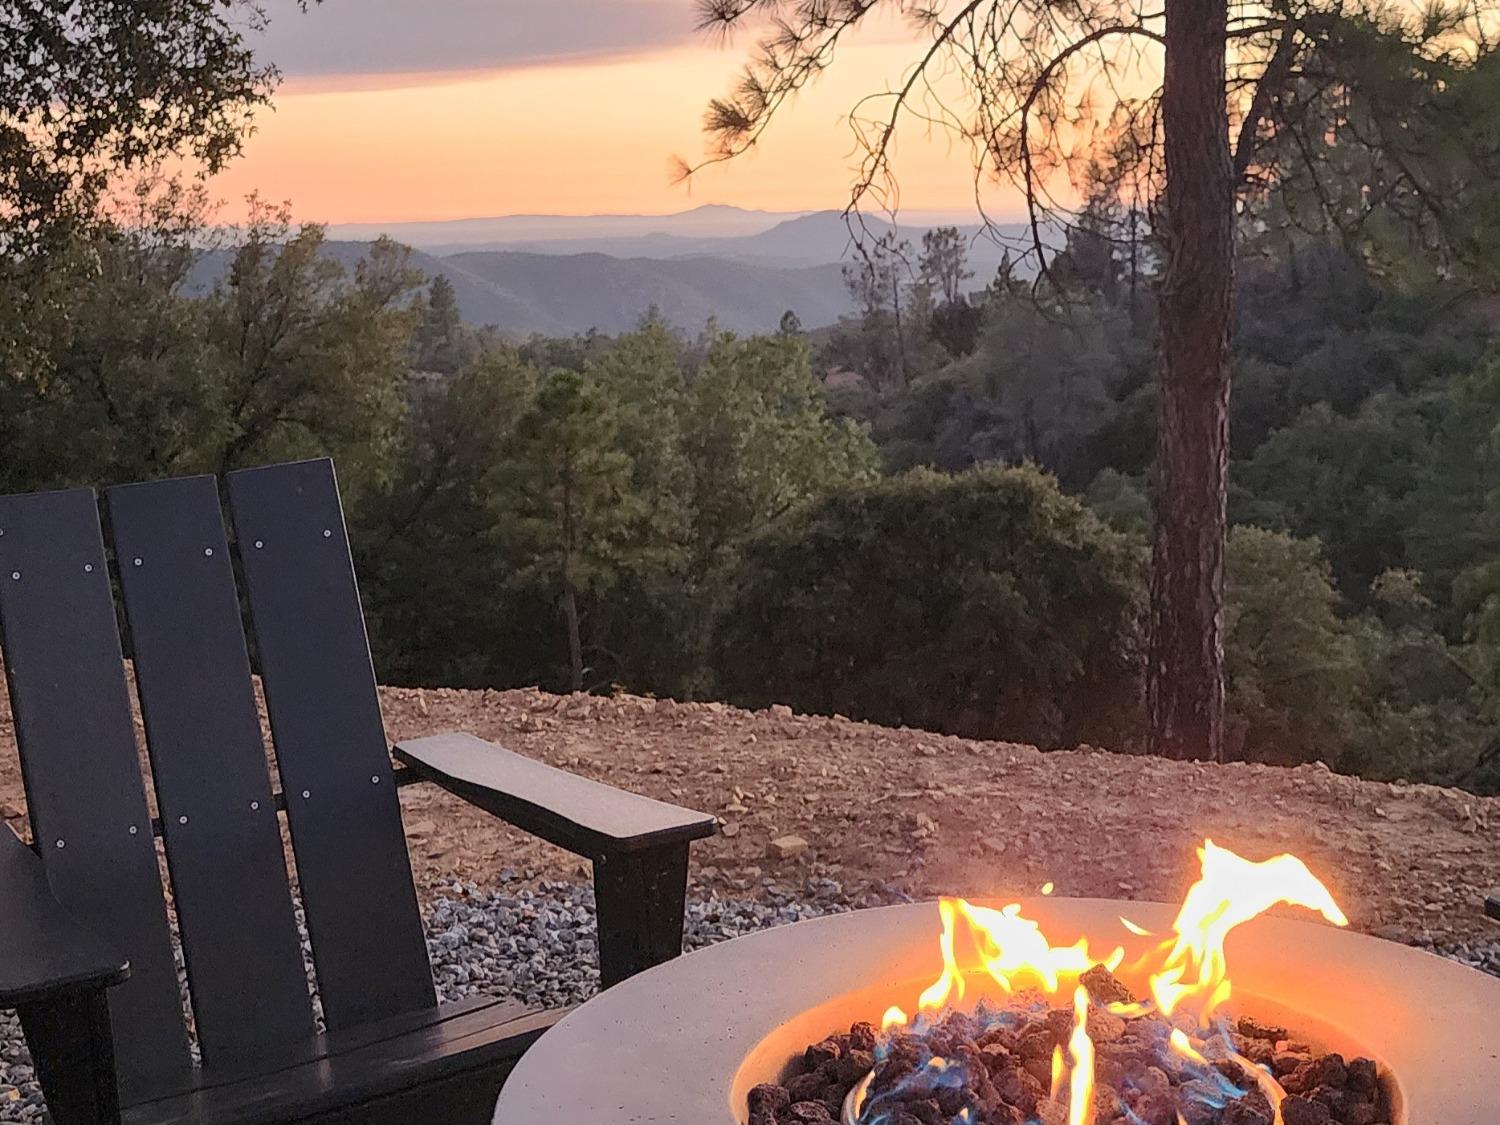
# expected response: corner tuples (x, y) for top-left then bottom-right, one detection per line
(122, 998), (562, 1125)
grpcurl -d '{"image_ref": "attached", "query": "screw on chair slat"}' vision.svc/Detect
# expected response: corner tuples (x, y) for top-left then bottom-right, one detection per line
(225, 459), (435, 1031)
(0, 488), (192, 1100)
(107, 476), (315, 1071)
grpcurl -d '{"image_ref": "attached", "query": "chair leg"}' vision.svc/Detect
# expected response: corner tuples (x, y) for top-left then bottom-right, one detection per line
(592, 842), (690, 990)
(15, 989), (121, 1125)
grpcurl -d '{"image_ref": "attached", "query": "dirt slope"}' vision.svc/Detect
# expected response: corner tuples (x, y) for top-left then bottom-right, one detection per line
(3, 680), (1497, 945)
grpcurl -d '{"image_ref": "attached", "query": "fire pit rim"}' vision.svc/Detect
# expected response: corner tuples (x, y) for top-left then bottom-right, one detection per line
(492, 897), (1500, 1124)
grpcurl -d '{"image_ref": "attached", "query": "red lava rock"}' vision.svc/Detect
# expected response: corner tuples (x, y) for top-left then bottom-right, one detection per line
(748, 1083), (789, 1125)
(847, 1021), (878, 1053)
(786, 1101), (835, 1123)
(1281, 1095), (1334, 1125)
(1221, 1098), (1274, 1125)
(1087, 1005), (1127, 1042)
(828, 1048), (873, 1085)
(1018, 1025), (1057, 1060)
(1235, 1015), (1287, 1041)
(1132, 1091), (1178, 1125)
(1283, 1053), (1346, 1095)
(1080, 963), (1137, 1006)
(1346, 1056), (1379, 1098)
(1272, 1050), (1314, 1077)
(1136, 1065), (1172, 1099)
(783, 1072), (826, 1103)
(1239, 1037), (1275, 1066)
(995, 1062), (1045, 1114)
(804, 1038), (842, 1069)
(757, 1007), (1374, 1125)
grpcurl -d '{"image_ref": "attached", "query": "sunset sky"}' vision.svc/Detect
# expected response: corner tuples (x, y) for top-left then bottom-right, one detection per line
(210, 0), (1027, 224)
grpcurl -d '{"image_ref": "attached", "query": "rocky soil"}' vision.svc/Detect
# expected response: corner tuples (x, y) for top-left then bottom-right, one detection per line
(5, 679), (1500, 946)
(3, 680), (1499, 1120)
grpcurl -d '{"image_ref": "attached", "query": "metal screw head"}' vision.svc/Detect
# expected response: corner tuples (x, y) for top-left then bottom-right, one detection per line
(371, 774), (380, 784)
(204, 548), (213, 557)
(128, 825), (138, 836)
(133, 557), (142, 567)
(301, 789), (311, 799)
(250, 800), (260, 811)
(84, 563), (93, 573)
(9, 571), (18, 581)
(178, 815), (188, 825)
(254, 540), (264, 549)
(322, 529), (332, 538)
(55, 839), (65, 849)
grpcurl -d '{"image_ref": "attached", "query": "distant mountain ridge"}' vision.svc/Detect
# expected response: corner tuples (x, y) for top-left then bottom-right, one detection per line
(188, 208), (1038, 336)
(185, 239), (855, 337)
(435, 249), (852, 336)
(324, 205), (1024, 271)
(324, 204), (808, 253)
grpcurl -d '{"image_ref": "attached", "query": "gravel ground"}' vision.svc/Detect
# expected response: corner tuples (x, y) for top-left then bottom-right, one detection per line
(0, 874), (876, 1122)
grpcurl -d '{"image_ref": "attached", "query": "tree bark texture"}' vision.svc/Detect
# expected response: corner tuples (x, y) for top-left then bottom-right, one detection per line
(562, 581), (584, 693)
(1149, 0), (1234, 761)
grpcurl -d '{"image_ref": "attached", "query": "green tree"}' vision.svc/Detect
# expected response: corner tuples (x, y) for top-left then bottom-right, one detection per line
(919, 227), (981, 358)
(0, 198), (419, 495)
(495, 370), (648, 691)
(1346, 570), (1497, 789)
(410, 275), (473, 374)
(203, 209), (420, 488)
(1409, 354), (1500, 617)
(1233, 394), (1441, 602)
(691, 0), (1500, 763)
(679, 331), (879, 565)
(1223, 527), (1361, 765)
(0, 0), (308, 240)
(947, 291), (1128, 486)
(0, 187), (215, 490)
(356, 349), (543, 687)
(714, 465), (1144, 747)
(839, 232), (915, 388)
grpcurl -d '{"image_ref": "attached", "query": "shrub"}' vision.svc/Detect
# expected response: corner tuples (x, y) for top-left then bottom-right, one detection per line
(712, 464), (1144, 746)
(1223, 527), (1361, 765)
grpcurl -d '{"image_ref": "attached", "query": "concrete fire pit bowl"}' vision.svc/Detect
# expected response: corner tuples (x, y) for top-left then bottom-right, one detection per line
(494, 898), (1500, 1123)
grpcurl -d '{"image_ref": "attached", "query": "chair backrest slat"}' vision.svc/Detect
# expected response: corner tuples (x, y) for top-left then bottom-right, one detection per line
(224, 459), (434, 1031)
(0, 489), (192, 1097)
(106, 476), (315, 1067)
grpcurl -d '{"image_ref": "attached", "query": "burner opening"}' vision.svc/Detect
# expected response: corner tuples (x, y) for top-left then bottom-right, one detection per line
(734, 966), (1404, 1125)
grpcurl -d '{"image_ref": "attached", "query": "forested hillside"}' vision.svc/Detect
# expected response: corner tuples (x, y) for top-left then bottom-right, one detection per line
(5, 177), (1500, 794)
(183, 210), (1031, 336)
(185, 238), (854, 336)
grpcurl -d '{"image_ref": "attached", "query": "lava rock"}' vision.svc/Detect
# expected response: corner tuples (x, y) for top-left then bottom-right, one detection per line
(1281, 1095), (1334, 1125)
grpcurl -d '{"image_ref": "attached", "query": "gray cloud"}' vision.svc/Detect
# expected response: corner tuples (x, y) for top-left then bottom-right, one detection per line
(254, 0), (702, 82)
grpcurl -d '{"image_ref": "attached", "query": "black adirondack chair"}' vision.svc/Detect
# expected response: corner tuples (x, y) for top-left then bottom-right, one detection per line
(0, 458), (716, 1125)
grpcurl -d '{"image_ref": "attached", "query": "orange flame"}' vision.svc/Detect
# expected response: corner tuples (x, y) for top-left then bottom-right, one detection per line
(892, 899), (1124, 1026)
(883, 840), (1345, 1124)
(1067, 985), (1095, 1125)
(1168, 1027), (1207, 1064)
(1149, 839), (1348, 1023)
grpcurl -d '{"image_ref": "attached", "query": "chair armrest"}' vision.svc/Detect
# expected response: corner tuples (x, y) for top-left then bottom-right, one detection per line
(0, 827), (130, 1007)
(393, 732), (717, 857)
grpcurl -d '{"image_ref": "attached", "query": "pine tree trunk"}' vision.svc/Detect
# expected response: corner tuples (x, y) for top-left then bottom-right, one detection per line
(562, 581), (584, 693)
(1148, 0), (1234, 761)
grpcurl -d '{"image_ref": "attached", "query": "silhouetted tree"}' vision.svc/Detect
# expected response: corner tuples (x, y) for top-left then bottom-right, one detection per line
(689, 0), (1500, 760)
